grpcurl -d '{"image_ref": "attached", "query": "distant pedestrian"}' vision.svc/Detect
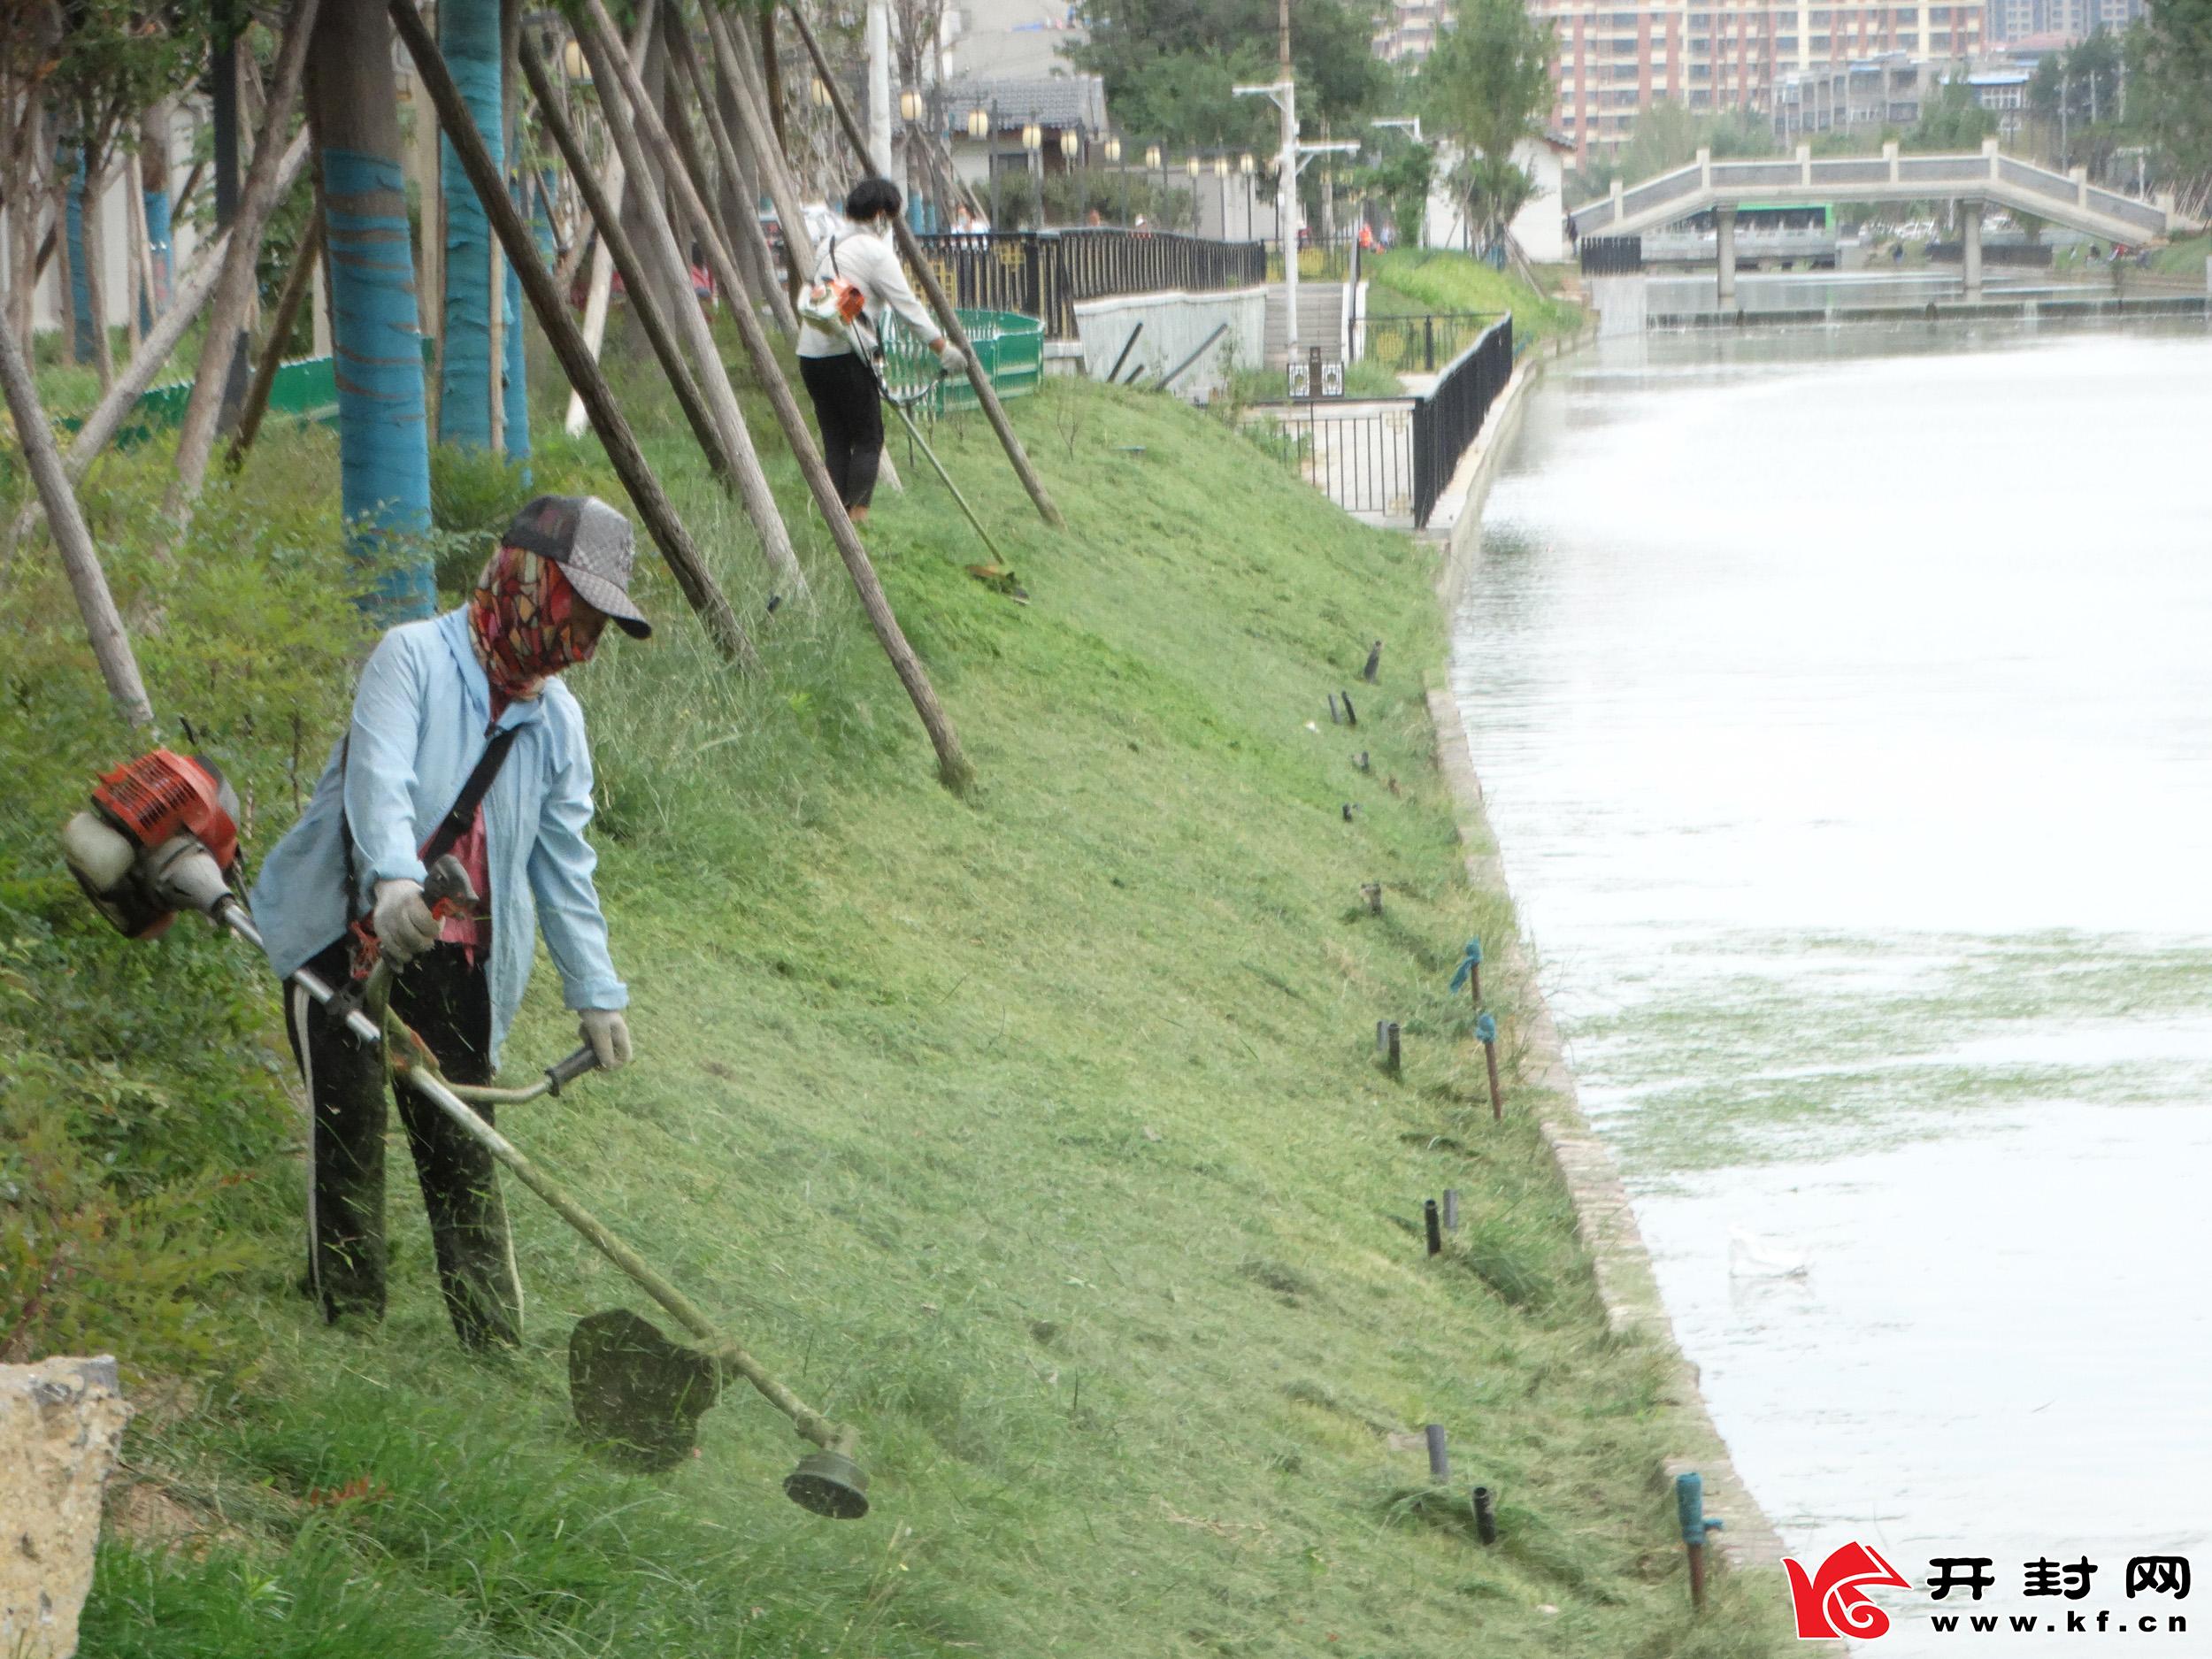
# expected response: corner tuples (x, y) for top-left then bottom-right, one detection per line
(1566, 212), (1579, 255)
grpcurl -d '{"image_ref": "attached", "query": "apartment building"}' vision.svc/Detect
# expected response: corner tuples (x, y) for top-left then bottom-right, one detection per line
(1532, 0), (1982, 155)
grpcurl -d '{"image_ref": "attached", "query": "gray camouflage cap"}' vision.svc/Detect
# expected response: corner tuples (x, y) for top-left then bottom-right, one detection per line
(501, 494), (652, 639)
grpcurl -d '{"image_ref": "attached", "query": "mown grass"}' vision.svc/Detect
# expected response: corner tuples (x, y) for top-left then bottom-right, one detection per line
(4, 306), (1785, 1656)
(1363, 251), (1586, 349)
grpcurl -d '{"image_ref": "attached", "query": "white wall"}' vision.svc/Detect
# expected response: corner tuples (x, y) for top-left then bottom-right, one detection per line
(1421, 138), (1568, 262)
(1072, 285), (1267, 401)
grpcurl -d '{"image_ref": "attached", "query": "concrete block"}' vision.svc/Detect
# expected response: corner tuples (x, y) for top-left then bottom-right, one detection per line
(1, 1357), (130, 1659)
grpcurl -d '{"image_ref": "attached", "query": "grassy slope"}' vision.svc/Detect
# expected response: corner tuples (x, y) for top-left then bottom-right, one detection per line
(3, 322), (1782, 1658)
(1362, 253), (1585, 349)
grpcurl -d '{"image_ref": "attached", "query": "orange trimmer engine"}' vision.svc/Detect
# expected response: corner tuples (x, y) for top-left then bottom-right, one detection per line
(63, 749), (243, 939)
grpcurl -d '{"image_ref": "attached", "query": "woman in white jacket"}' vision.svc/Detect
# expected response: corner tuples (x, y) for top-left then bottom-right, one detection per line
(796, 178), (964, 524)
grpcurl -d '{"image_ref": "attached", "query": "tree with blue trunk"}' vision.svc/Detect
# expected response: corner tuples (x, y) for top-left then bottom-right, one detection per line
(435, 0), (525, 458)
(65, 145), (96, 365)
(309, 0), (434, 618)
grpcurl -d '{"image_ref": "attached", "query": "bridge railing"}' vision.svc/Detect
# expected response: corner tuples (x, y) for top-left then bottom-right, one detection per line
(1572, 145), (2179, 240)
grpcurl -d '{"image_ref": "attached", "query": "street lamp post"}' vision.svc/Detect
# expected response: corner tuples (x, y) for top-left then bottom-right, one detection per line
(1022, 115), (1043, 226)
(1239, 150), (1256, 241)
(1146, 142), (1163, 225)
(1104, 134), (1124, 224)
(899, 87), (924, 227)
(967, 103), (999, 228)
(1214, 153), (1229, 240)
(1060, 125), (1082, 224)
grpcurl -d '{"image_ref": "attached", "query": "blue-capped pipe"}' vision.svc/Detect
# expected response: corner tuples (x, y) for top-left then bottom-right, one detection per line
(65, 147), (96, 363)
(1674, 1471), (1704, 1545)
(435, 0), (503, 450)
(323, 146), (434, 618)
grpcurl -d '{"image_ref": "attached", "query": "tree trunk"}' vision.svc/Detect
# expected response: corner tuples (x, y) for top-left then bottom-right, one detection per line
(388, 0), (759, 671)
(0, 321), (155, 728)
(140, 100), (173, 311)
(668, 17), (794, 333)
(163, 0), (321, 535)
(80, 141), (116, 389)
(576, 0), (809, 601)
(435, 0), (503, 449)
(63, 144), (95, 365)
(308, 0), (435, 618)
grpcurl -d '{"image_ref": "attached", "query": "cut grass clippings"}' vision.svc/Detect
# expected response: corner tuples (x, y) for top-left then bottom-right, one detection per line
(4, 307), (1784, 1658)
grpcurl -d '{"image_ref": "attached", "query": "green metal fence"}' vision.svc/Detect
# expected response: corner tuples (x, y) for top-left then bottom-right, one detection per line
(878, 308), (1044, 417)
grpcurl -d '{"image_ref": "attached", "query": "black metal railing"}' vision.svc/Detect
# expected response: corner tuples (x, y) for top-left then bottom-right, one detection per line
(1579, 235), (1644, 274)
(1362, 311), (1502, 374)
(1248, 315), (1514, 528)
(911, 227), (1267, 338)
(1409, 316), (1513, 527)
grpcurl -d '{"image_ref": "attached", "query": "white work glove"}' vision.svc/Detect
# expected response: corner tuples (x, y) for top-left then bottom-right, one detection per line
(937, 342), (967, 375)
(372, 878), (439, 964)
(580, 1009), (634, 1071)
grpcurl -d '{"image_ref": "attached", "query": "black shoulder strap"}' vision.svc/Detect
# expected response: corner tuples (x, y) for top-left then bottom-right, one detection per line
(335, 723), (521, 918)
(423, 725), (523, 865)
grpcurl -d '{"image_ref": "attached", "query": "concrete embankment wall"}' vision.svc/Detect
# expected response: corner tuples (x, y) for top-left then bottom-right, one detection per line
(1072, 287), (1267, 400)
(1418, 335), (1834, 1646)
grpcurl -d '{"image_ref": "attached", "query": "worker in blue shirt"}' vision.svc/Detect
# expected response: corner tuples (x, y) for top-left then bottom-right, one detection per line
(250, 495), (645, 1348)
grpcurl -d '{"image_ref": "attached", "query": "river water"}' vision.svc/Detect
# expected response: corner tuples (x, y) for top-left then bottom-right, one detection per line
(1447, 320), (2212, 1655)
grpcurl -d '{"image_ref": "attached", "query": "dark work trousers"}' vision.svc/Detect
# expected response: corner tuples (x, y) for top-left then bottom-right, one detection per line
(283, 938), (522, 1349)
(799, 350), (885, 510)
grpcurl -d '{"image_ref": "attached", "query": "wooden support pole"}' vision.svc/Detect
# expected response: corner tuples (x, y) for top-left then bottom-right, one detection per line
(698, 0), (812, 300)
(517, 33), (727, 484)
(388, 0), (761, 673)
(577, 0), (970, 790)
(780, 0), (1064, 528)
(224, 211), (323, 469)
(560, 0), (653, 438)
(664, 16), (793, 333)
(572, 0), (810, 603)
(0, 322), (155, 728)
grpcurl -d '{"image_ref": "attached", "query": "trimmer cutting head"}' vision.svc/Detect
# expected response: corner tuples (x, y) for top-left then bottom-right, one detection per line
(784, 1448), (870, 1520)
(567, 1309), (721, 1471)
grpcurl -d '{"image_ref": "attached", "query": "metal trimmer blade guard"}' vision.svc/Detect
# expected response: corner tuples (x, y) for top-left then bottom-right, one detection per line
(785, 1448), (870, 1519)
(568, 1309), (721, 1471)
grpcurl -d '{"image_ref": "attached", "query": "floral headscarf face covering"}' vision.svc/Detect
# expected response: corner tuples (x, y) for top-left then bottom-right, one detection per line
(467, 542), (603, 704)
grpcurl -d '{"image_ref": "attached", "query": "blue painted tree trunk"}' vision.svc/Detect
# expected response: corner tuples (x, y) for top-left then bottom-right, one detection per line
(325, 147), (436, 618)
(435, 0), (515, 453)
(65, 149), (96, 364)
(142, 186), (173, 323)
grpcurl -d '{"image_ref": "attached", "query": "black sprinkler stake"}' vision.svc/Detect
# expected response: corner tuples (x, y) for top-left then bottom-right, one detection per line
(1424, 1200), (1443, 1257)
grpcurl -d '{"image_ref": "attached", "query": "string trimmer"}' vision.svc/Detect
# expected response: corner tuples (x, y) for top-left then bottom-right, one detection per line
(60, 748), (869, 1517)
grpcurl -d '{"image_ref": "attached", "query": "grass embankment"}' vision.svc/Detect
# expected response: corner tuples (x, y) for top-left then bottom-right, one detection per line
(3, 316), (1781, 1657)
(1363, 251), (1585, 350)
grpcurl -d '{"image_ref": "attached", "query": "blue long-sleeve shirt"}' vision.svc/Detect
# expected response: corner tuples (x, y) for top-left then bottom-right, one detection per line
(249, 608), (626, 1068)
